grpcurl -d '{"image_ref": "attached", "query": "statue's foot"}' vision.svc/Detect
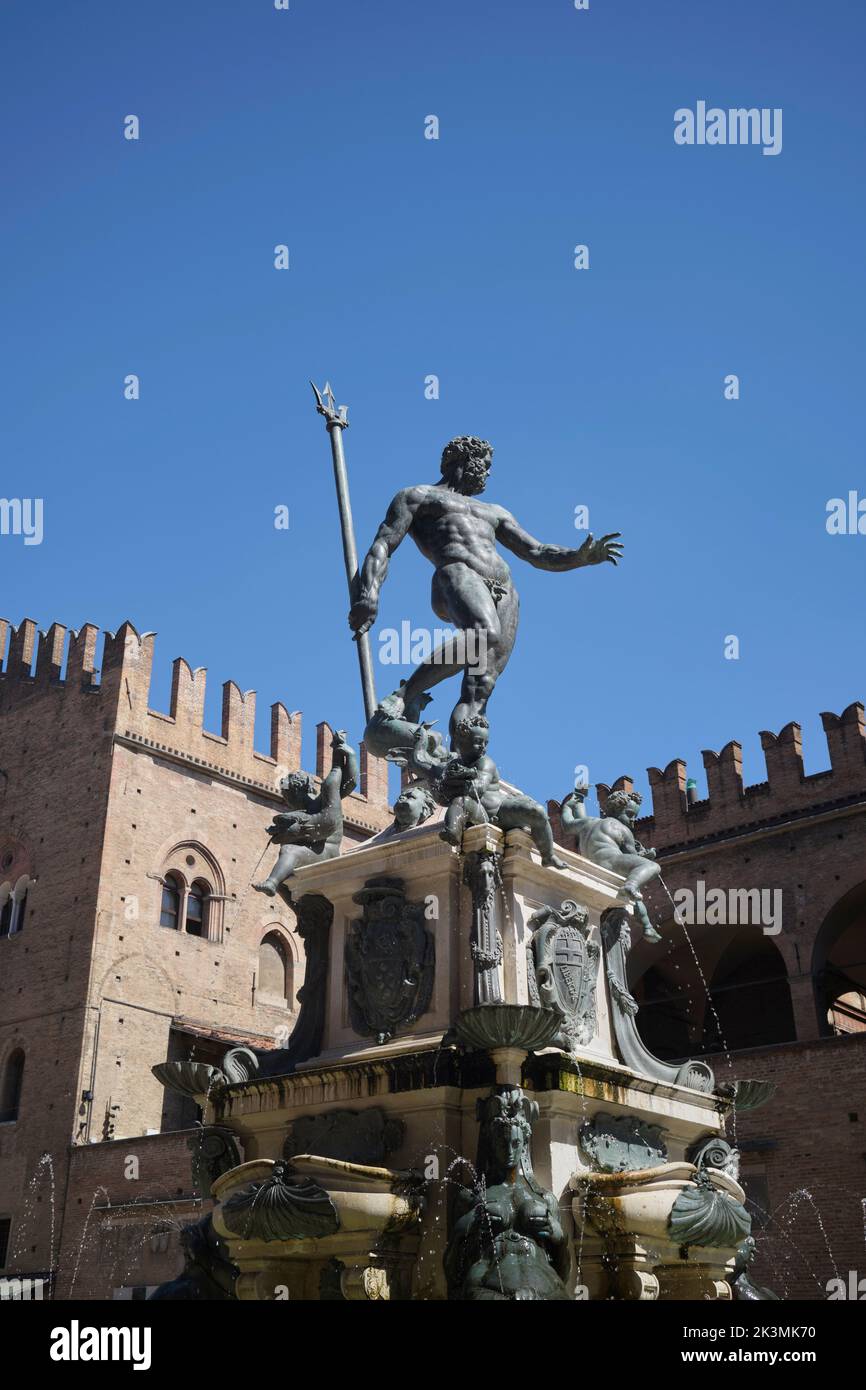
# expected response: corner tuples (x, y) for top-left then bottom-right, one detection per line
(642, 923), (663, 944)
(439, 826), (460, 848)
(253, 880), (278, 897)
(542, 853), (568, 870)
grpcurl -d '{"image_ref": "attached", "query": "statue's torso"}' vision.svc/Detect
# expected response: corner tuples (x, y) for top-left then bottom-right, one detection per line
(408, 486), (511, 582)
(578, 814), (634, 856)
(460, 1181), (567, 1300)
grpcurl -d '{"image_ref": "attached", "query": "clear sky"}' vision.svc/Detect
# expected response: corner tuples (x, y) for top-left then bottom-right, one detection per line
(2, 0), (864, 808)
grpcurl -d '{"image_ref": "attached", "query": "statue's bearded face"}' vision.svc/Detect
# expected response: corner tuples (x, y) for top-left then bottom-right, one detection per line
(454, 453), (492, 496)
(440, 437), (493, 496)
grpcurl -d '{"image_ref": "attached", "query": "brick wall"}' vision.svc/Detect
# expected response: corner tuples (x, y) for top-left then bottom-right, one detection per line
(53, 1129), (205, 1300)
(712, 1035), (866, 1301)
(0, 615), (391, 1291)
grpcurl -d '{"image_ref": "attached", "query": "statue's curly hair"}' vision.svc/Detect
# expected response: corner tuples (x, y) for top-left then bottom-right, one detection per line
(440, 435), (493, 478)
(280, 770), (313, 803)
(453, 714), (490, 741)
(602, 788), (642, 815)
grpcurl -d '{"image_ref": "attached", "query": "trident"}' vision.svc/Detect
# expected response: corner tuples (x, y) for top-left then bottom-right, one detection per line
(311, 381), (378, 724)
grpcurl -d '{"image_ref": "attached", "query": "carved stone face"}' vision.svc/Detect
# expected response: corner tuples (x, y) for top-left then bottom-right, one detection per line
(490, 1116), (528, 1171)
(393, 785), (431, 830)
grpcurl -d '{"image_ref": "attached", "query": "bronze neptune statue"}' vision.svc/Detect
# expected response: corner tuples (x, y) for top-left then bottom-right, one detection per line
(350, 436), (622, 741)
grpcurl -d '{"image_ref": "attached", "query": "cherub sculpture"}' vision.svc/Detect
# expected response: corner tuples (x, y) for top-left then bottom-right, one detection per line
(444, 1085), (570, 1300)
(253, 730), (357, 898)
(414, 714), (565, 868)
(560, 785), (662, 942)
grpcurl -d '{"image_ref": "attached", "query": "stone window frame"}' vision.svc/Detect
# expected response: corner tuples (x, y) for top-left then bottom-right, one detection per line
(155, 841), (226, 944)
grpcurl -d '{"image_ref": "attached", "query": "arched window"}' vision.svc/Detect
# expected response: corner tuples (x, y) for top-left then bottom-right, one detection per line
(702, 935), (795, 1052)
(634, 962), (693, 1060)
(0, 1050), (25, 1123)
(258, 933), (291, 1006)
(0, 876), (28, 939)
(159, 873), (182, 931)
(185, 881), (209, 938)
(813, 881), (866, 1037)
(10, 890), (27, 935)
(155, 844), (225, 944)
(827, 989), (866, 1035)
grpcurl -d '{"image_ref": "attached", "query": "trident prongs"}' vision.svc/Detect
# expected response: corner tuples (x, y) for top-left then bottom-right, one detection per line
(310, 380), (349, 430)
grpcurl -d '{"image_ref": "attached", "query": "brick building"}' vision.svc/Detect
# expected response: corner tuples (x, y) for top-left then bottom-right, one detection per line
(550, 702), (866, 1300)
(0, 616), (390, 1299)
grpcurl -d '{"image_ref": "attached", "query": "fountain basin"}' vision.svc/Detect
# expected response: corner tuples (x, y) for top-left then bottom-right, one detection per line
(211, 1156), (417, 1236)
(571, 1161), (748, 1244)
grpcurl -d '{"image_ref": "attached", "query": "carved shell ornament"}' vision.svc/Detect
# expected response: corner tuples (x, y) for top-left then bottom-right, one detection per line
(220, 1162), (339, 1243)
(668, 1172), (751, 1249)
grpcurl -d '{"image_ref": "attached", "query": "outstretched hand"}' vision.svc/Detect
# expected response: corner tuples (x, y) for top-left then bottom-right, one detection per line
(577, 532), (623, 567)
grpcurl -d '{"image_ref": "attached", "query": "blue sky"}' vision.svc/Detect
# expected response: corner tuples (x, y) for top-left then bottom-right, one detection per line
(2, 0), (864, 807)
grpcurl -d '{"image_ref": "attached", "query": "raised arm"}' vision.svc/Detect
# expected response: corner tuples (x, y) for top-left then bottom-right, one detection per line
(496, 509), (623, 572)
(560, 788), (591, 835)
(321, 729), (358, 806)
(349, 488), (419, 636)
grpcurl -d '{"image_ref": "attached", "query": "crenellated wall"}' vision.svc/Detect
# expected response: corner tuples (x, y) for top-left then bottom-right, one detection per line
(0, 617), (391, 831)
(549, 703), (866, 852)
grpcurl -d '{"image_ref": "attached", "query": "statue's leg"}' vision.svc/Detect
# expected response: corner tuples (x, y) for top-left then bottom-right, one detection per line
(495, 797), (566, 870)
(440, 798), (466, 847)
(612, 854), (662, 941)
(454, 582), (519, 735)
(396, 562), (488, 720)
(253, 845), (314, 895)
(406, 562), (519, 737)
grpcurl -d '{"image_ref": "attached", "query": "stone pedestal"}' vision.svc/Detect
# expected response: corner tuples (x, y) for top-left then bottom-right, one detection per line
(154, 822), (747, 1300)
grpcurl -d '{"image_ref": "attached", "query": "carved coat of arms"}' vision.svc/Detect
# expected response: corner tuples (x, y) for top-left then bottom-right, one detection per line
(345, 876), (435, 1044)
(526, 899), (599, 1051)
